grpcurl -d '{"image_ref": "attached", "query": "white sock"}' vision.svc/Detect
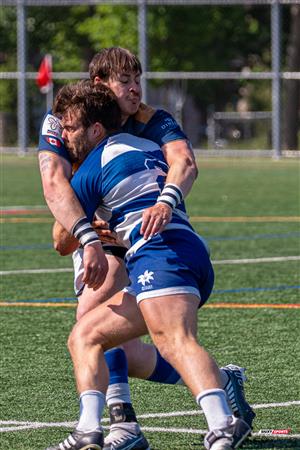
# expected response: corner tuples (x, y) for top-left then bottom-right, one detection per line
(106, 383), (131, 407)
(106, 384), (139, 435)
(77, 390), (105, 432)
(196, 388), (233, 431)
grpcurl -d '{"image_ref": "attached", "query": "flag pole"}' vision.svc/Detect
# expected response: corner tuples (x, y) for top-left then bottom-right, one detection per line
(46, 83), (53, 111)
(46, 54), (53, 111)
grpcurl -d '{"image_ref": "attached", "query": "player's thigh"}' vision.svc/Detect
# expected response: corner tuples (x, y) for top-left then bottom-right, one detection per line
(139, 293), (200, 343)
(74, 292), (148, 351)
(77, 254), (129, 319)
(98, 253), (129, 297)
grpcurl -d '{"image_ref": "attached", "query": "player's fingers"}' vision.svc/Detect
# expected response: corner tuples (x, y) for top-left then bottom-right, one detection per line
(83, 266), (101, 289)
(92, 219), (109, 229)
(143, 215), (165, 240)
(140, 212), (151, 235)
(142, 215), (157, 239)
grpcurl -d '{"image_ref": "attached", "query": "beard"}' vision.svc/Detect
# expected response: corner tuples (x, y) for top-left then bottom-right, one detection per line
(67, 135), (91, 164)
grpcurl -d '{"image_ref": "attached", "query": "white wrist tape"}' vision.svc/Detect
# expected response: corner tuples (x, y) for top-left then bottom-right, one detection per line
(157, 183), (183, 209)
(71, 216), (100, 247)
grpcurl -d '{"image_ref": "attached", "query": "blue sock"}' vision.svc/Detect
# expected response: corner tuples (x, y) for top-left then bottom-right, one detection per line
(105, 348), (128, 384)
(105, 348), (132, 406)
(147, 348), (181, 384)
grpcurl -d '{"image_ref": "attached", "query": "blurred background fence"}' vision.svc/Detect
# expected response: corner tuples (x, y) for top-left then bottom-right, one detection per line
(0, 0), (300, 157)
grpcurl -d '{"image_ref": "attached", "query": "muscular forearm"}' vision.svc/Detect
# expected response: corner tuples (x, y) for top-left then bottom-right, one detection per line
(45, 178), (86, 231)
(39, 151), (86, 232)
(162, 139), (198, 198)
(165, 156), (197, 198)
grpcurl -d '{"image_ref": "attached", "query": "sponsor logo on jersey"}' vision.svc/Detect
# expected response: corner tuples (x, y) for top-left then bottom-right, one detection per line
(161, 117), (178, 130)
(45, 136), (61, 147)
(42, 114), (63, 138)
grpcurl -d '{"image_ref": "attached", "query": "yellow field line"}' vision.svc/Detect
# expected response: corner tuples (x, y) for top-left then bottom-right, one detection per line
(1, 216), (300, 224)
(0, 302), (299, 309)
(0, 218), (53, 223)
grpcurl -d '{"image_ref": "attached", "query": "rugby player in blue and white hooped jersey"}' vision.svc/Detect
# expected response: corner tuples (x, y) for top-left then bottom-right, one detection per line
(45, 81), (252, 450)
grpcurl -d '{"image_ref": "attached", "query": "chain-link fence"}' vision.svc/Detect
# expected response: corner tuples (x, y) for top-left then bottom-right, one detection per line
(0, 0), (300, 157)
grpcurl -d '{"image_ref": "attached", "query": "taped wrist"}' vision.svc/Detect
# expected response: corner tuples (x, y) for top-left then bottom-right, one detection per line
(71, 216), (100, 247)
(157, 183), (183, 209)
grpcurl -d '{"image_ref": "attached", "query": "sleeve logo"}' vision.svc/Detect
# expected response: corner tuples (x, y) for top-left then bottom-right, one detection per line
(42, 114), (63, 138)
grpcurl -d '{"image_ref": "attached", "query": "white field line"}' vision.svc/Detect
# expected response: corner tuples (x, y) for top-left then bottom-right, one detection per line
(213, 255), (300, 265)
(1, 401), (299, 434)
(0, 268), (73, 275)
(1, 255), (299, 276)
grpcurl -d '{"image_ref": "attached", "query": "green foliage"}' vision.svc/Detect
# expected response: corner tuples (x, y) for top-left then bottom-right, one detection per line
(77, 5), (138, 53)
(0, 4), (294, 140)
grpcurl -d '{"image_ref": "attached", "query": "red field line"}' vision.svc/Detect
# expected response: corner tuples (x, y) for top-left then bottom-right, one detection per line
(0, 208), (50, 215)
(206, 302), (300, 309)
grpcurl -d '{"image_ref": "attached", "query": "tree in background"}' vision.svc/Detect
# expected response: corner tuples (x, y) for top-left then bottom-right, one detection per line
(0, 4), (298, 148)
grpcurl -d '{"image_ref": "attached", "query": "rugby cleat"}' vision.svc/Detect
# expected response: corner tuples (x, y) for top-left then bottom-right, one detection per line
(222, 364), (256, 429)
(103, 430), (150, 450)
(204, 416), (252, 449)
(45, 428), (104, 450)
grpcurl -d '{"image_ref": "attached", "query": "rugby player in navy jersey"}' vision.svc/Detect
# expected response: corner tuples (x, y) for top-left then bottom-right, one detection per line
(39, 48), (254, 450)
(45, 81), (252, 450)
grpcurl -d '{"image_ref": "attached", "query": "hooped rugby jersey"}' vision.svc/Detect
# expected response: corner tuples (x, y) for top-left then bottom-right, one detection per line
(38, 103), (188, 161)
(70, 133), (193, 256)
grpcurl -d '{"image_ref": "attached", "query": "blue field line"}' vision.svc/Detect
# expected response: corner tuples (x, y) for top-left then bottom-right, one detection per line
(1, 232), (300, 251)
(213, 285), (300, 295)
(3, 297), (78, 303)
(0, 243), (52, 251)
(205, 232), (300, 242)
(2, 285), (300, 304)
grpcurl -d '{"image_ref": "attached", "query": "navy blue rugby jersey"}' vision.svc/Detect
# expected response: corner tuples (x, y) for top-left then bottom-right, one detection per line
(38, 104), (187, 162)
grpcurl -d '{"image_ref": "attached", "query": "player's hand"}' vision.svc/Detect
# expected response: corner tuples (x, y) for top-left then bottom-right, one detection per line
(140, 203), (172, 240)
(82, 241), (108, 290)
(92, 219), (119, 244)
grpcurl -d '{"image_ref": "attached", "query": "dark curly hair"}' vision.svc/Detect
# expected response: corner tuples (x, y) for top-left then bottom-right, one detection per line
(53, 80), (122, 133)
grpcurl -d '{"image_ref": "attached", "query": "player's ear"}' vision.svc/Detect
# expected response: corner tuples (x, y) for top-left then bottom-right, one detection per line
(93, 122), (105, 139)
(93, 76), (102, 85)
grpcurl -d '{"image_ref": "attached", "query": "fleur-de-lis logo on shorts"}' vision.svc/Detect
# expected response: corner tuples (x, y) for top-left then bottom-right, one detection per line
(137, 270), (154, 286)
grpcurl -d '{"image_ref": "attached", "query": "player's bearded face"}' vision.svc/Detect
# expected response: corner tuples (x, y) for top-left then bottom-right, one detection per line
(67, 131), (91, 163)
(61, 112), (93, 163)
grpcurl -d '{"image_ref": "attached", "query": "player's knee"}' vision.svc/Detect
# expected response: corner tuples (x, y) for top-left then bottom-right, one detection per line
(152, 333), (194, 366)
(68, 320), (103, 354)
(150, 334), (173, 364)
